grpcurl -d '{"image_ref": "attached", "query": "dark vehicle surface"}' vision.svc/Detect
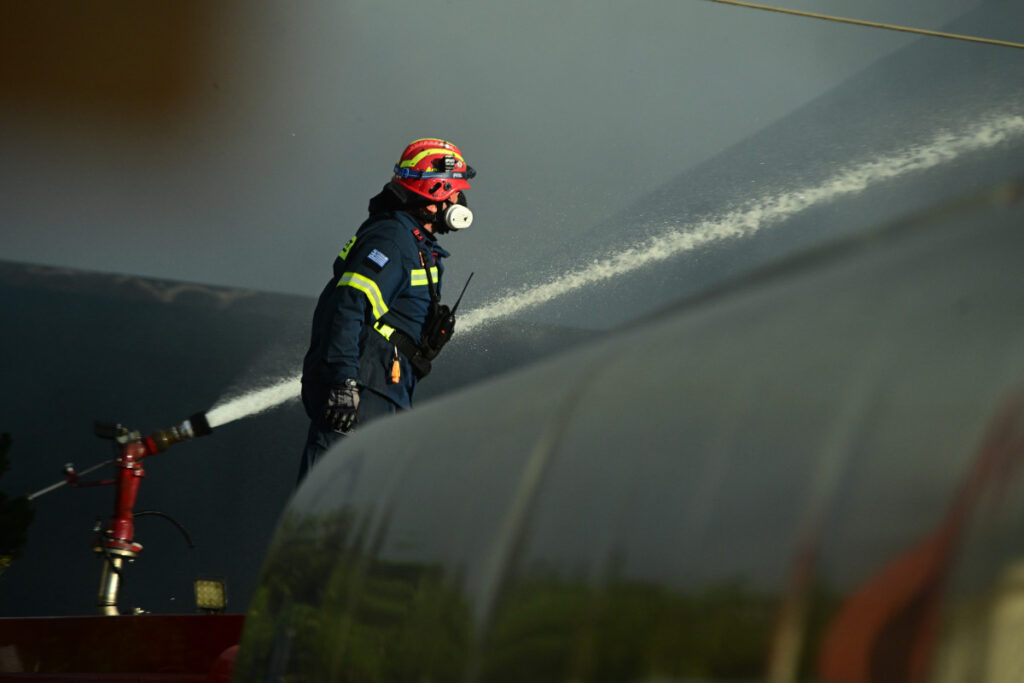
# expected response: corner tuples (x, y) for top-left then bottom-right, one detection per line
(235, 184), (1024, 681)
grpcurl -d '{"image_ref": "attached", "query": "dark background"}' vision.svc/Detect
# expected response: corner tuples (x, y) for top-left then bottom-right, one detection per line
(1, 0), (1022, 616)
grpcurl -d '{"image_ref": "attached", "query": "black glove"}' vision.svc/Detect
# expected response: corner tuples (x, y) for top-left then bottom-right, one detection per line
(323, 379), (359, 433)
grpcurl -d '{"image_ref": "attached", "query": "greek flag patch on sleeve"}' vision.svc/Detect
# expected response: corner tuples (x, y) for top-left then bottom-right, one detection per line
(364, 248), (390, 272)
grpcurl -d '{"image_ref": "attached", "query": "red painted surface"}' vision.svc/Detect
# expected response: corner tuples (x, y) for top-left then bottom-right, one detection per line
(205, 645), (239, 683)
(107, 441), (146, 553)
(817, 392), (1024, 681)
(0, 614), (244, 681)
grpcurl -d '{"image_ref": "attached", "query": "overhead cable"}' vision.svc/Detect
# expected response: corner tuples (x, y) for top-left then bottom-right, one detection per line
(702, 0), (1024, 51)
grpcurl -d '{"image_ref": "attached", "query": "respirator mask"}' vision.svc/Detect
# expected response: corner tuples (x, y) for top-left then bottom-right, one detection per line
(440, 193), (473, 231)
(418, 192), (473, 233)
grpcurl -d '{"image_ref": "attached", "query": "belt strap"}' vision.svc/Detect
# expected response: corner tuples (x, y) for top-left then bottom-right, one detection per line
(374, 322), (432, 379)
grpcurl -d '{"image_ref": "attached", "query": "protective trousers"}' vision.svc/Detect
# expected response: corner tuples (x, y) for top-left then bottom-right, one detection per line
(296, 384), (399, 484)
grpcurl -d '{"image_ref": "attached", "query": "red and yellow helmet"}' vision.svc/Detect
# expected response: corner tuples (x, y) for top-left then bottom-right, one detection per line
(393, 138), (475, 202)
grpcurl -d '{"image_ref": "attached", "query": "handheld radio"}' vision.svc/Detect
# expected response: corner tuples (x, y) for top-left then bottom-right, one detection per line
(422, 272), (473, 359)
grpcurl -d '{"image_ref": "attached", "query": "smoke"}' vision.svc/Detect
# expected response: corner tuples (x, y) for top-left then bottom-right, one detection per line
(203, 111), (1024, 428)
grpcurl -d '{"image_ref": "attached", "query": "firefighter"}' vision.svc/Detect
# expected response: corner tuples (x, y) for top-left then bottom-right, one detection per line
(297, 138), (476, 482)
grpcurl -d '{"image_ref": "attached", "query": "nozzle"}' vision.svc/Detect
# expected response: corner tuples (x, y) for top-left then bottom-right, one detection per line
(147, 412), (214, 453)
(187, 412), (213, 438)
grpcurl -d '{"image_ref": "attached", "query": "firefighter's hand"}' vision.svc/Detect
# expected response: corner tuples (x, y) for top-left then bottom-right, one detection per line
(324, 380), (360, 433)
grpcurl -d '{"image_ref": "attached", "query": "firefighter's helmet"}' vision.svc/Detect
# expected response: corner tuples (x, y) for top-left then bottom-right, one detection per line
(393, 138), (475, 202)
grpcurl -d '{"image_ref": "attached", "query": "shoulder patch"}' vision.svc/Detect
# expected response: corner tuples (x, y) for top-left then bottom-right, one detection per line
(339, 235), (358, 260)
(364, 248), (390, 272)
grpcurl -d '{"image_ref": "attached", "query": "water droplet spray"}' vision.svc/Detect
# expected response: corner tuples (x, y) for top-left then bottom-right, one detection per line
(203, 113), (1024, 429)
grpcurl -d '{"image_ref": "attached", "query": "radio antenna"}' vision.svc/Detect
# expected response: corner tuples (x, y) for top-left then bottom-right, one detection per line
(451, 272), (474, 314)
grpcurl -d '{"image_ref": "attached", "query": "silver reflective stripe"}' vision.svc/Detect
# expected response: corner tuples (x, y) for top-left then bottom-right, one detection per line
(338, 272), (388, 319)
(410, 267), (439, 287)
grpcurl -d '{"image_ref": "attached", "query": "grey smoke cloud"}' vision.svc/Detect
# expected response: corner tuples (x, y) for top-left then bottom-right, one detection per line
(0, 0), (981, 307)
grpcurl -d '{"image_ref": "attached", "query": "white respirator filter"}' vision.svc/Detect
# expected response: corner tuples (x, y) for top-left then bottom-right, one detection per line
(443, 204), (473, 230)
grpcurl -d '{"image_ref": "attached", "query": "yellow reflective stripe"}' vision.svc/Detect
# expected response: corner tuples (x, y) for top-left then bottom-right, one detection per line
(338, 272), (389, 319)
(409, 267), (439, 286)
(374, 322), (395, 340)
(339, 235), (357, 260)
(400, 148), (465, 168)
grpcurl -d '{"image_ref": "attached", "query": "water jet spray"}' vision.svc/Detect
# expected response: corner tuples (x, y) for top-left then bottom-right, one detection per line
(197, 112), (1024, 433)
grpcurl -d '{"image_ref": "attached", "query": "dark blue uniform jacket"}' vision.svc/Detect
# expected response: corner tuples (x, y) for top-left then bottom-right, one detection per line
(302, 210), (447, 409)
